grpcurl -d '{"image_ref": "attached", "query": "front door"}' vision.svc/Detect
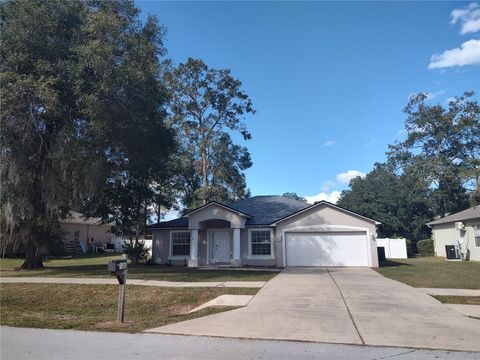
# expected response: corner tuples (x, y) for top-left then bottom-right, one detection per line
(211, 231), (231, 263)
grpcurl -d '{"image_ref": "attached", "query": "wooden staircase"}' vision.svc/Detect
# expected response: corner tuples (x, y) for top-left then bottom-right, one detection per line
(64, 239), (83, 254)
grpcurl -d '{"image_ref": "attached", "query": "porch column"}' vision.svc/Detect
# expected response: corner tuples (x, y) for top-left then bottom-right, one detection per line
(231, 228), (241, 267)
(188, 229), (199, 268)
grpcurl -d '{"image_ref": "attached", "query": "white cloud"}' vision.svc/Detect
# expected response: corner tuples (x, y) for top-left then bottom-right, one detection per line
(428, 39), (480, 69)
(305, 191), (342, 204)
(321, 180), (336, 192)
(451, 3), (480, 34)
(323, 140), (335, 147)
(336, 170), (366, 184)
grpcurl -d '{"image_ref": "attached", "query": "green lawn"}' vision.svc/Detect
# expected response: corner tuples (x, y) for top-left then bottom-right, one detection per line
(374, 257), (480, 289)
(0, 254), (279, 282)
(432, 295), (480, 305)
(0, 283), (257, 333)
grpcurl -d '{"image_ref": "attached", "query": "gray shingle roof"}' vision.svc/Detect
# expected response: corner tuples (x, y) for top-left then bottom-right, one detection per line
(147, 196), (309, 229)
(147, 217), (188, 229)
(229, 195), (310, 225)
(427, 205), (480, 226)
(148, 195), (378, 229)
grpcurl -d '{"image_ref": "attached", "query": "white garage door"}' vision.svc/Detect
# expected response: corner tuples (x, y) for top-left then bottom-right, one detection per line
(286, 232), (369, 266)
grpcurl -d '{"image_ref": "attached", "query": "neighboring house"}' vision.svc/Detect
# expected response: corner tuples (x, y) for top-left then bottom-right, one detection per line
(60, 212), (113, 253)
(147, 195), (380, 268)
(427, 205), (480, 261)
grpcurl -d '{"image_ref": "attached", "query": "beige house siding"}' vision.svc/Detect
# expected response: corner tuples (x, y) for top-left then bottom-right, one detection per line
(188, 204), (247, 229)
(432, 219), (480, 261)
(275, 204), (379, 267)
(152, 228), (276, 266)
(61, 223), (112, 252)
(151, 202), (379, 268)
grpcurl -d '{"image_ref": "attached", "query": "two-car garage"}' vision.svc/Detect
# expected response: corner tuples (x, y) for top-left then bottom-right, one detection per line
(274, 202), (379, 268)
(285, 231), (370, 266)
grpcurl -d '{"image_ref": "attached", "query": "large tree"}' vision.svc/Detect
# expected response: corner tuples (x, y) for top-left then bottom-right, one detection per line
(165, 58), (255, 208)
(338, 163), (433, 241)
(388, 92), (480, 214)
(0, 0), (174, 267)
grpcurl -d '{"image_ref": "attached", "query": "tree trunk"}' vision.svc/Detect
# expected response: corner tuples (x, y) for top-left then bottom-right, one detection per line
(21, 237), (44, 269)
(201, 155), (208, 204)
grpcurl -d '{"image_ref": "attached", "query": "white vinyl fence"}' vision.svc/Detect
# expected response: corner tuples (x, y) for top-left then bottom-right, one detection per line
(376, 238), (408, 259)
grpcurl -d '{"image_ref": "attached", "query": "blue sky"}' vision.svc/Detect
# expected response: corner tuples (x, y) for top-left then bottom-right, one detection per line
(137, 1), (480, 204)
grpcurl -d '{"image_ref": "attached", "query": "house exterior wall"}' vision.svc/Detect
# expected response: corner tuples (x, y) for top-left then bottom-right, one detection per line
(242, 227), (277, 267)
(432, 219), (480, 261)
(152, 203), (379, 268)
(152, 227), (276, 266)
(61, 223), (112, 252)
(188, 204), (247, 229)
(275, 204), (379, 267)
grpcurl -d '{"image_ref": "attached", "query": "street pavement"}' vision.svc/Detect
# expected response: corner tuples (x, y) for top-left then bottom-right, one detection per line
(1, 327), (479, 360)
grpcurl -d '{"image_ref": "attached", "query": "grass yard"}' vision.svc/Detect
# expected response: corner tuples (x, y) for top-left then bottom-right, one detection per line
(0, 254), (279, 282)
(432, 295), (480, 305)
(375, 257), (480, 289)
(0, 283), (258, 333)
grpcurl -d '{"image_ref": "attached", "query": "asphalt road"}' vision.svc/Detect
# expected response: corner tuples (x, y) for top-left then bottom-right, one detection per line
(1, 327), (479, 360)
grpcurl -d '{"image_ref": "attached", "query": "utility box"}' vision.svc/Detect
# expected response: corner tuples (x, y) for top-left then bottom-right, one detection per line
(445, 245), (460, 260)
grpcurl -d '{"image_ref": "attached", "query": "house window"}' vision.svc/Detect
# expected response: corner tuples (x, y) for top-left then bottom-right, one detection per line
(74, 231), (80, 242)
(250, 229), (272, 257)
(475, 236), (480, 248)
(171, 231), (190, 257)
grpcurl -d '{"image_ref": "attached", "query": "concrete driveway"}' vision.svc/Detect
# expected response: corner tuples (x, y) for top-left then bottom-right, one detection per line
(146, 267), (480, 352)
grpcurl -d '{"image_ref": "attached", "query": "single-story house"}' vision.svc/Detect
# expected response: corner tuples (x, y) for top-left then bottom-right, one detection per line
(147, 195), (380, 268)
(60, 211), (113, 253)
(427, 205), (480, 261)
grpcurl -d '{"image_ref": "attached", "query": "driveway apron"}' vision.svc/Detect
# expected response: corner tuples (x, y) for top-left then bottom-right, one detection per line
(146, 267), (480, 352)
(147, 267), (362, 344)
(328, 268), (480, 352)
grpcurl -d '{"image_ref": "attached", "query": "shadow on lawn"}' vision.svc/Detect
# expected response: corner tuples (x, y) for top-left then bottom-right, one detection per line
(6, 263), (277, 281)
(379, 259), (412, 268)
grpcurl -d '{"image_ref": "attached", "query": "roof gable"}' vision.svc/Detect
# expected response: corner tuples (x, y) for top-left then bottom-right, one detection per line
(270, 201), (381, 225)
(148, 196), (380, 229)
(427, 205), (480, 226)
(183, 201), (252, 218)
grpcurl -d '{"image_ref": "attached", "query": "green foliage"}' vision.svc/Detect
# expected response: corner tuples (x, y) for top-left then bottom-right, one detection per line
(417, 239), (434, 257)
(123, 241), (150, 264)
(0, 0), (174, 267)
(282, 193), (307, 202)
(388, 92), (480, 214)
(165, 58), (255, 208)
(338, 163), (432, 241)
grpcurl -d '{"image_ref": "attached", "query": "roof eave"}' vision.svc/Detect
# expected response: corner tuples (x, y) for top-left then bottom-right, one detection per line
(183, 201), (253, 218)
(270, 200), (381, 226)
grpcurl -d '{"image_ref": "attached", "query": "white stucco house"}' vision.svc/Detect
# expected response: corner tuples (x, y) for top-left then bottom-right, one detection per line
(147, 195), (380, 268)
(427, 205), (480, 261)
(60, 211), (113, 253)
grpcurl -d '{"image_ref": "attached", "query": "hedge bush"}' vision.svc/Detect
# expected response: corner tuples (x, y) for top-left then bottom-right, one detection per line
(417, 239), (434, 256)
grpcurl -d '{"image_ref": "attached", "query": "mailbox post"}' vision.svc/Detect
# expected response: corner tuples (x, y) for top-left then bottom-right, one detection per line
(108, 254), (128, 322)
